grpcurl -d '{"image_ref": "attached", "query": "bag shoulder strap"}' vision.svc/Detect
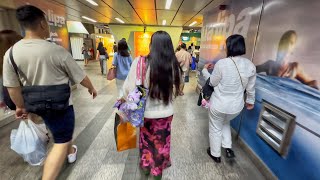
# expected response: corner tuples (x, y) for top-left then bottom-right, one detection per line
(136, 56), (147, 86)
(230, 57), (244, 88)
(9, 47), (23, 86)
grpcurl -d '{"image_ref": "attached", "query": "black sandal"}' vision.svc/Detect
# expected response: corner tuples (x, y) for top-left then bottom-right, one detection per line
(225, 148), (235, 158)
(207, 148), (221, 163)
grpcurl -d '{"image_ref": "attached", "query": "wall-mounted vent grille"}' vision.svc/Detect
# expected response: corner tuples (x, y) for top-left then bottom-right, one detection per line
(256, 101), (295, 157)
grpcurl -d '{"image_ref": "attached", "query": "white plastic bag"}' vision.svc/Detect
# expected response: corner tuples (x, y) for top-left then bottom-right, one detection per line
(10, 120), (48, 166)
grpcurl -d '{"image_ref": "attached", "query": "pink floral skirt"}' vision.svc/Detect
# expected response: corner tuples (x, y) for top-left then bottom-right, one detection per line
(139, 115), (173, 176)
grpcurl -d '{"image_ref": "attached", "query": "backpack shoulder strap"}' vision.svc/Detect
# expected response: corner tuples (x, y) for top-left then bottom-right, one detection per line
(9, 47), (19, 77)
(9, 47), (25, 86)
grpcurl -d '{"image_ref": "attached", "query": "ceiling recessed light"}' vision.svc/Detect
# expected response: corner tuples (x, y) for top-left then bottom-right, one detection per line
(165, 0), (172, 9)
(86, 0), (98, 6)
(82, 16), (97, 23)
(189, 21), (197, 27)
(162, 20), (166, 25)
(115, 18), (125, 24)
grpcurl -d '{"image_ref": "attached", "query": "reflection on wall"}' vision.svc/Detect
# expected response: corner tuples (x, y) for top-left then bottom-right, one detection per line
(13, 0), (70, 50)
(0, 9), (20, 32)
(200, 2), (258, 62)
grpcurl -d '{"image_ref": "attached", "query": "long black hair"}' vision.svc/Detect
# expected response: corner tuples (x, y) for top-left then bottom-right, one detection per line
(97, 42), (106, 55)
(118, 40), (130, 57)
(148, 31), (181, 105)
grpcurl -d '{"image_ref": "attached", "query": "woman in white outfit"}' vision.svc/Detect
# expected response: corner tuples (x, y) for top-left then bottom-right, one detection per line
(202, 34), (256, 163)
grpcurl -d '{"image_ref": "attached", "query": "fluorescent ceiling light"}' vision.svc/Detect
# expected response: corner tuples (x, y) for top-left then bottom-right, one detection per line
(162, 20), (166, 25)
(189, 21), (197, 26)
(82, 16), (97, 23)
(86, 0), (98, 6)
(165, 0), (172, 9)
(115, 18), (125, 24)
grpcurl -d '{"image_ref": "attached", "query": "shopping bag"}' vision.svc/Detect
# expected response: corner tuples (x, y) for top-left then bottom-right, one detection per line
(107, 67), (117, 80)
(10, 120), (47, 166)
(114, 113), (137, 152)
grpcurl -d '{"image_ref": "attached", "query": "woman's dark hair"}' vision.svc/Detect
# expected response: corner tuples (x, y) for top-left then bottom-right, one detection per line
(180, 43), (186, 49)
(276, 30), (297, 62)
(226, 34), (246, 57)
(191, 43), (194, 46)
(97, 42), (106, 55)
(0, 30), (22, 75)
(175, 45), (181, 52)
(118, 40), (130, 57)
(16, 5), (45, 30)
(148, 31), (181, 105)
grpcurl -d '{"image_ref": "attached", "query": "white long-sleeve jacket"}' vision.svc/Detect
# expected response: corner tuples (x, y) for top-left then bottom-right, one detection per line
(202, 56), (256, 114)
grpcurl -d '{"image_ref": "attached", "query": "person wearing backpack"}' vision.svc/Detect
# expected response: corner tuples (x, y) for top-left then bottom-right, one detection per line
(3, 5), (97, 180)
(202, 34), (256, 163)
(123, 31), (181, 180)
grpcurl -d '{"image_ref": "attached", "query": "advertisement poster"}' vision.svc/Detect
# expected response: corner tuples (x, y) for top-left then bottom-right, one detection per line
(254, 0), (319, 90)
(134, 32), (153, 57)
(14, 0), (70, 50)
(200, 0), (320, 178)
(200, 0), (263, 63)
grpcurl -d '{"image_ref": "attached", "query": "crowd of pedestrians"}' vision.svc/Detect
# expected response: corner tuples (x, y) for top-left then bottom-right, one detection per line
(1, 5), (256, 180)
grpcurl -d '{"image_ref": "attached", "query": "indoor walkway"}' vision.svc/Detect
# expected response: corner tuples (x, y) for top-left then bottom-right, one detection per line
(0, 60), (265, 180)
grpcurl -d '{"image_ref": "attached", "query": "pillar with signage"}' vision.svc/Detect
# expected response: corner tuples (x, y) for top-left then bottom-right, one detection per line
(134, 32), (153, 57)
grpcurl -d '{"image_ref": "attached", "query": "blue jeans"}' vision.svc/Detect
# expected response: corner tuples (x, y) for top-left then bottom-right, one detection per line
(100, 55), (107, 75)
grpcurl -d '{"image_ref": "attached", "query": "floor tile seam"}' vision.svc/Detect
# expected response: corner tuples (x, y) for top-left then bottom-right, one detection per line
(58, 96), (117, 180)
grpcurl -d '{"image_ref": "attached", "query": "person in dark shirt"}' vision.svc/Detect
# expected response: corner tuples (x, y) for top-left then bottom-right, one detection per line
(96, 42), (109, 76)
(113, 41), (117, 53)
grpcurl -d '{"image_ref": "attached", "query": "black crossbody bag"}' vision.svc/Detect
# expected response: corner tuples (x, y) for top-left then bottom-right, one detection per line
(8, 47), (70, 114)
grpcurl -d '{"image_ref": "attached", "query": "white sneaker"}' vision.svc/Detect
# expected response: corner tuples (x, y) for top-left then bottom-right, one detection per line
(67, 145), (78, 163)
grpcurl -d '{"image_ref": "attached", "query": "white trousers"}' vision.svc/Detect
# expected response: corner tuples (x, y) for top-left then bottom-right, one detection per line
(208, 108), (240, 157)
(116, 79), (125, 98)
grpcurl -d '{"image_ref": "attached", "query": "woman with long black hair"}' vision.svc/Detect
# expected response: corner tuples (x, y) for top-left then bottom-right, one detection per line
(123, 31), (181, 179)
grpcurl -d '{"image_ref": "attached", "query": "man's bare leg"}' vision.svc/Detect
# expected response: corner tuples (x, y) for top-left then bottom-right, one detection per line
(42, 142), (70, 180)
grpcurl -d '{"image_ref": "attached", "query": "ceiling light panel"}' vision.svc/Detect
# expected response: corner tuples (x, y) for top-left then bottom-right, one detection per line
(86, 0), (98, 6)
(165, 0), (172, 9)
(115, 18), (125, 23)
(189, 21), (197, 26)
(82, 16), (97, 23)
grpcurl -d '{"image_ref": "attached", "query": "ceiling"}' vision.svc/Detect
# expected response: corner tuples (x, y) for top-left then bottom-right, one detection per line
(48, 0), (225, 27)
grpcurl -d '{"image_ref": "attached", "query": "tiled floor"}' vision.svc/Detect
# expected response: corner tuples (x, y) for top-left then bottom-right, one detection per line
(0, 60), (265, 180)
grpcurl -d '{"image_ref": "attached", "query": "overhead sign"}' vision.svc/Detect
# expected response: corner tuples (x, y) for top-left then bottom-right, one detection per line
(181, 36), (190, 41)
